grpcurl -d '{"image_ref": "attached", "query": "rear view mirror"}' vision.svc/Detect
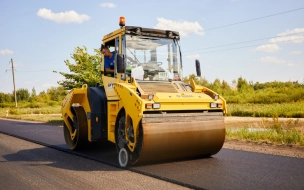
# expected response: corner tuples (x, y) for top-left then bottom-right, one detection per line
(195, 59), (201, 77)
(116, 54), (126, 73)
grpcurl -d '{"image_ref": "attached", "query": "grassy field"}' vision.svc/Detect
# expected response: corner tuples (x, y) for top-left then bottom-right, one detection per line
(0, 106), (61, 115)
(226, 116), (304, 146)
(0, 105), (62, 125)
(227, 102), (304, 118)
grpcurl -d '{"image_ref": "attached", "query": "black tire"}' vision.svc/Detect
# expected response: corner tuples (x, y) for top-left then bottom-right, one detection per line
(115, 111), (131, 167)
(63, 106), (88, 150)
(115, 112), (126, 150)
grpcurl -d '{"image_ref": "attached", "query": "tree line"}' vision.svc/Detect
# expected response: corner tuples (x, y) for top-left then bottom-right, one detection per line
(1, 75), (302, 107)
(0, 86), (67, 107)
(184, 74), (304, 104)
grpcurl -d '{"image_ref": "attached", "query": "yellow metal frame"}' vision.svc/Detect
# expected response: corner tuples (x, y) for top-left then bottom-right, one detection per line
(113, 82), (141, 151)
(62, 84), (92, 141)
(188, 79), (227, 114)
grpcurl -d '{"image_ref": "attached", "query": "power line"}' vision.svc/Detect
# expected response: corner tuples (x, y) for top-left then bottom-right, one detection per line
(187, 7), (304, 36)
(10, 33), (304, 66)
(184, 37), (304, 56)
(20, 57), (67, 64)
(184, 31), (304, 53)
(16, 69), (57, 72)
(0, 62), (11, 70)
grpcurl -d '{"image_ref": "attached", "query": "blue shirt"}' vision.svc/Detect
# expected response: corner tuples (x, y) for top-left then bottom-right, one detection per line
(104, 52), (115, 70)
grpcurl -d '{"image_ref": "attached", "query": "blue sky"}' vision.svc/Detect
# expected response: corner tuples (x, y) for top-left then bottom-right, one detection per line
(0, 0), (303, 93)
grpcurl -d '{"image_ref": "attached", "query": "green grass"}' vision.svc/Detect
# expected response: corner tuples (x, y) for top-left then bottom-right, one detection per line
(0, 114), (63, 125)
(226, 116), (304, 146)
(227, 102), (304, 118)
(0, 106), (61, 116)
(0, 103), (62, 125)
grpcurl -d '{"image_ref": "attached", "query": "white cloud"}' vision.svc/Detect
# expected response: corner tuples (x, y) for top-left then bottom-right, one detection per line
(99, 3), (116, 8)
(37, 8), (90, 23)
(287, 63), (294, 66)
(260, 56), (285, 64)
(269, 35), (304, 43)
(254, 44), (280, 52)
(290, 51), (302, 55)
(0, 49), (14, 55)
(269, 28), (304, 43)
(254, 28), (304, 53)
(186, 54), (200, 59)
(154, 18), (204, 37)
(278, 28), (304, 36)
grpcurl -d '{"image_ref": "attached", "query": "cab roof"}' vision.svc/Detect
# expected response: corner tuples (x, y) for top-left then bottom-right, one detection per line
(102, 26), (180, 41)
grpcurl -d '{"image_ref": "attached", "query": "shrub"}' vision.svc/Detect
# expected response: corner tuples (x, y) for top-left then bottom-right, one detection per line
(9, 109), (19, 115)
(28, 102), (42, 108)
(47, 101), (59, 106)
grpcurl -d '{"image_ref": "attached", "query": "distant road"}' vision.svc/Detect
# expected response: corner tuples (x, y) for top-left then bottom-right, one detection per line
(1, 118), (304, 189)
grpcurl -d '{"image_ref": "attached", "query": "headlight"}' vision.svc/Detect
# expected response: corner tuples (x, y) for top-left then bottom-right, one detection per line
(210, 102), (222, 108)
(146, 103), (161, 109)
(210, 102), (217, 108)
(152, 103), (160, 109)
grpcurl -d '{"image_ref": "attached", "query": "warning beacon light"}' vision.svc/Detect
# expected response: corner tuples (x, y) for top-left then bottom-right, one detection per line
(119, 17), (125, 27)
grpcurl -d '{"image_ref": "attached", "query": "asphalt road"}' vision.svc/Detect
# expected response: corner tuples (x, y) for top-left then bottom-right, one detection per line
(0, 118), (304, 190)
(0, 133), (188, 189)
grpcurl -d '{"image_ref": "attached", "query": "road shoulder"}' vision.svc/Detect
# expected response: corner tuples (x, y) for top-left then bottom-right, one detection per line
(224, 139), (304, 158)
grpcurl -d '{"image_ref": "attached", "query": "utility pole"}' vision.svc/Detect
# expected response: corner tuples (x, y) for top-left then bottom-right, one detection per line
(10, 58), (17, 107)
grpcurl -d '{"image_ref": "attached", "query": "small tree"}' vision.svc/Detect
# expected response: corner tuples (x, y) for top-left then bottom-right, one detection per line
(37, 90), (50, 102)
(209, 78), (222, 93)
(47, 86), (68, 101)
(54, 46), (103, 90)
(221, 80), (234, 95)
(15, 88), (30, 101)
(237, 77), (254, 93)
(29, 87), (37, 102)
(0, 93), (13, 103)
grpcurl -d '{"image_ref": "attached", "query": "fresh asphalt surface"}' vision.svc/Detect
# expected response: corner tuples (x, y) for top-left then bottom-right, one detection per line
(0, 133), (189, 190)
(0, 118), (304, 190)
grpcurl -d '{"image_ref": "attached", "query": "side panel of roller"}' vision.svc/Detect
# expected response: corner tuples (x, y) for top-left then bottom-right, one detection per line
(87, 86), (108, 141)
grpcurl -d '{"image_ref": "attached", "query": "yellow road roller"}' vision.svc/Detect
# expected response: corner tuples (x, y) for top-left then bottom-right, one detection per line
(62, 17), (227, 167)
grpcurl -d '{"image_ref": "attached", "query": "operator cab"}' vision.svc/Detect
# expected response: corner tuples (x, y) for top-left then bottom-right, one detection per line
(102, 17), (183, 82)
(123, 32), (182, 82)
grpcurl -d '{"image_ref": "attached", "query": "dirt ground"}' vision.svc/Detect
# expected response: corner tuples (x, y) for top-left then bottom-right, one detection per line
(224, 117), (304, 158)
(223, 140), (304, 158)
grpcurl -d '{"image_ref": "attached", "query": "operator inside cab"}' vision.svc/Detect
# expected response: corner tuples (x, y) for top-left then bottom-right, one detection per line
(100, 44), (115, 77)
